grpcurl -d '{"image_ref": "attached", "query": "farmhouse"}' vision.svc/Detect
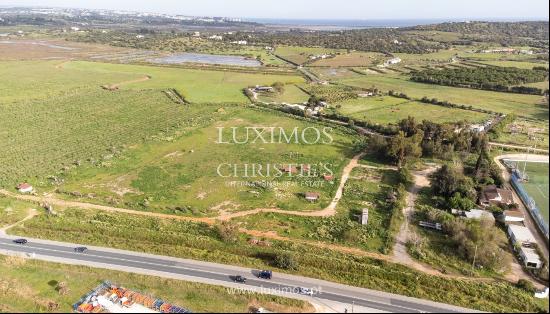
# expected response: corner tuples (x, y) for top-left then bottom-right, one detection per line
(305, 192), (320, 202)
(479, 185), (514, 207)
(16, 183), (33, 193)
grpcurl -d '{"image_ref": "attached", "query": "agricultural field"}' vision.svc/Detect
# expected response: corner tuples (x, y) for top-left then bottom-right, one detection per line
(274, 46), (346, 65)
(0, 60), (304, 104)
(522, 162), (550, 223)
(256, 84), (310, 104)
(334, 96), (490, 125)
(63, 61), (305, 103)
(0, 88), (218, 187)
(310, 51), (386, 67)
(7, 206), (547, 313)
(234, 167), (403, 253)
(0, 255), (312, 313)
(477, 60), (549, 69)
(337, 73), (549, 120)
(56, 107), (357, 216)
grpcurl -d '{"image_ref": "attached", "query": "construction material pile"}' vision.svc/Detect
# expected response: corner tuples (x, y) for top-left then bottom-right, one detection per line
(74, 281), (191, 313)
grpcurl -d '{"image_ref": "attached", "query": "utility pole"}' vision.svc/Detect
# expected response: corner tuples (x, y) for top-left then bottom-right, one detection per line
(352, 301), (355, 313)
(471, 244), (478, 275)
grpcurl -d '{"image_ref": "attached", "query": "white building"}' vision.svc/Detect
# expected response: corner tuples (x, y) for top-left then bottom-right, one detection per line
(508, 224), (537, 247)
(16, 183), (33, 193)
(209, 35), (223, 41)
(499, 210), (525, 223)
(519, 246), (542, 269)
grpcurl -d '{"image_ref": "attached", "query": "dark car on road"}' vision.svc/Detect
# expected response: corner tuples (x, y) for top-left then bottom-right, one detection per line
(258, 270), (272, 280)
(74, 247), (88, 253)
(13, 239), (28, 244)
(234, 275), (247, 283)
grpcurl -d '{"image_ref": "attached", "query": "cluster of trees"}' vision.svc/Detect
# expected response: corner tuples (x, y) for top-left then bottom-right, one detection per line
(411, 66), (549, 95)
(411, 21), (549, 48)
(415, 206), (511, 272)
(225, 29), (444, 54)
(368, 117), (488, 168)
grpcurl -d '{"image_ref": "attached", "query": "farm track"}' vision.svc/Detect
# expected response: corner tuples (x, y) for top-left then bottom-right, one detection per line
(103, 75), (152, 90)
(2, 155), (542, 284)
(0, 151), (365, 223)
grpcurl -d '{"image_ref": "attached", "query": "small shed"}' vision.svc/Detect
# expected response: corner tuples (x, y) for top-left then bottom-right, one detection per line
(508, 224), (537, 247)
(361, 208), (369, 225)
(16, 183), (33, 193)
(305, 192), (320, 202)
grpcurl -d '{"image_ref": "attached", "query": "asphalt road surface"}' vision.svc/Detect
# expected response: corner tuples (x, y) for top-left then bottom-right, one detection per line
(0, 235), (476, 313)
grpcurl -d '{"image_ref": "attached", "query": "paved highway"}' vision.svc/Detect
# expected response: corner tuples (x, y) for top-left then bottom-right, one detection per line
(0, 235), (476, 313)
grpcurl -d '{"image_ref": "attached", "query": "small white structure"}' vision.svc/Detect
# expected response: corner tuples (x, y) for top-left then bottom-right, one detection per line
(136, 35), (145, 39)
(209, 35), (223, 41)
(70, 26), (80, 32)
(519, 246), (542, 269)
(285, 104), (307, 111)
(361, 208), (369, 225)
(500, 210), (525, 223)
(535, 287), (549, 299)
(16, 183), (33, 194)
(384, 57), (401, 66)
(470, 124), (486, 133)
(231, 40), (247, 45)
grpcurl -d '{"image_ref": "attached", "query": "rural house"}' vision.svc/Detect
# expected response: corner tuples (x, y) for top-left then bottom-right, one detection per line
(479, 185), (514, 207)
(16, 183), (33, 193)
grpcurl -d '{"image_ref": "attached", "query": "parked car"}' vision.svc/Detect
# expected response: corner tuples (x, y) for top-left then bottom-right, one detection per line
(234, 275), (247, 283)
(74, 247), (88, 253)
(13, 239), (28, 244)
(295, 287), (314, 296)
(258, 270), (272, 280)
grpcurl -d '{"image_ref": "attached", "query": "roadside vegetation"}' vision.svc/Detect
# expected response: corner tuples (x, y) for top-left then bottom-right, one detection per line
(0, 255), (312, 313)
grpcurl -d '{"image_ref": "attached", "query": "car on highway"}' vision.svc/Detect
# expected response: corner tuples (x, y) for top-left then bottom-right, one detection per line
(295, 287), (314, 296)
(13, 239), (28, 244)
(233, 275), (247, 283)
(74, 247), (88, 253)
(258, 270), (272, 280)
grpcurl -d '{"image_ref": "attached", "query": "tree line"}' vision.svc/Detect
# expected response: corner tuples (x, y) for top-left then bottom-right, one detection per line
(410, 66), (549, 95)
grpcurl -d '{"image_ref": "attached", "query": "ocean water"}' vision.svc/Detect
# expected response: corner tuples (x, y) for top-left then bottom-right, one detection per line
(245, 18), (530, 28)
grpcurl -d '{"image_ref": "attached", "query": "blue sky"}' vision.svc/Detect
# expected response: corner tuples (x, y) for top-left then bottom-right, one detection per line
(1, 0), (548, 20)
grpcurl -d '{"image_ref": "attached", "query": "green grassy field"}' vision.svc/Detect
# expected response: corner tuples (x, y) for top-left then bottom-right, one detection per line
(337, 73), (548, 120)
(7, 206), (547, 313)
(55, 106), (357, 215)
(65, 61), (305, 103)
(0, 197), (32, 228)
(493, 118), (549, 149)
(234, 167), (402, 253)
(0, 60), (305, 104)
(522, 162), (549, 224)
(0, 88), (218, 187)
(310, 51), (386, 67)
(478, 60), (549, 69)
(0, 255), (311, 313)
(256, 84), (310, 104)
(274, 46), (345, 65)
(335, 96), (490, 124)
